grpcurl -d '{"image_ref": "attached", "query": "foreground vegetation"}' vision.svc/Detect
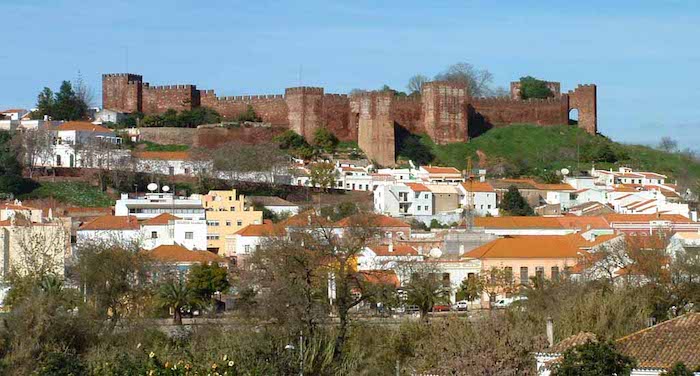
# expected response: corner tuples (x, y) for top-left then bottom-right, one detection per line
(20, 181), (115, 207)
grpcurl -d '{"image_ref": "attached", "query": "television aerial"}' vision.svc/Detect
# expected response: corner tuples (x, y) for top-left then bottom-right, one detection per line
(147, 183), (158, 192)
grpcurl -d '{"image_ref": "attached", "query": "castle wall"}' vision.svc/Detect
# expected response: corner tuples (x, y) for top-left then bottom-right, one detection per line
(200, 91), (289, 125)
(470, 96), (568, 128)
(142, 84), (199, 114)
(138, 127), (284, 148)
(356, 92), (395, 167)
(390, 96), (423, 134)
(285, 87), (324, 142)
(102, 74), (142, 113)
(567, 84), (597, 134)
(421, 82), (468, 144)
(322, 94), (354, 141)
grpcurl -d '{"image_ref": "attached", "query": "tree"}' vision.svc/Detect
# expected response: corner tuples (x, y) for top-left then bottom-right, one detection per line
(661, 362), (695, 376)
(157, 278), (197, 325)
(309, 162), (338, 192)
(434, 62), (495, 97)
(518, 76), (554, 100)
(481, 267), (515, 304)
(407, 74), (428, 95)
(236, 105), (262, 122)
(500, 185), (534, 216)
(52, 80), (88, 121)
(551, 340), (635, 376)
(274, 130), (308, 150)
(0, 131), (27, 195)
(313, 127), (339, 153)
(401, 261), (450, 320)
(186, 262), (230, 304)
(658, 137), (679, 153)
(11, 128), (54, 177)
(396, 134), (434, 165)
(35, 87), (55, 119)
(456, 275), (483, 303)
(74, 70), (95, 107)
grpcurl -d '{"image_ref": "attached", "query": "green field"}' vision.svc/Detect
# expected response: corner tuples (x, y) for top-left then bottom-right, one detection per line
(403, 125), (700, 183)
(139, 141), (189, 152)
(21, 181), (115, 207)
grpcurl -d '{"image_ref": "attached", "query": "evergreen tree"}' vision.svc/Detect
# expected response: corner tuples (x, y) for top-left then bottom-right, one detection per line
(313, 127), (339, 153)
(500, 185), (534, 216)
(186, 262), (230, 303)
(519, 76), (554, 100)
(552, 340), (635, 376)
(35, 87), (55, 119)
(0, 131), (27, 195)
(661, 363), (695, 376)
(52, 81), (88, 121)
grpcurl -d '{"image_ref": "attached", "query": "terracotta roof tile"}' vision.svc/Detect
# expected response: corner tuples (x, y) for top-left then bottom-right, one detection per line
(421, 166), (461, 174)
(235, 222), (286, 237)
(474, 216), (564, 229)
(335, 214), (410, 228)
(460, 181), (495, 192)
(465, 234), (592, 259)
(615, 312), (700, 369)
(542, 332), (598, 354)
(405, 183), (430, 192)
(368, 244), (419, 256)
(142, 213), (180, 226)
(79, 215), (139, 231)
(603, 213), (694, 224)
(149, 244), (226, 263)
(55, 121), (112, 133)
(356, 270), (400, 287)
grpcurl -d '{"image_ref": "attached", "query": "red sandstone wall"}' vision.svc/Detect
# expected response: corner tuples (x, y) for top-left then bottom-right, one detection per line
(285, 87), (324, 142)
(470, 96), (568, 128)
(323, 94), (354, 141)
(201, 91), (289, 125)
(142, 84), (198, 114)
(422, 82), (468, 144)
(567, 85), (597, 134)
(356, 92), (395, 166)
(102, 74), (142, 113)
(390, 97), (423, 134)
(138, 127), (285, 148)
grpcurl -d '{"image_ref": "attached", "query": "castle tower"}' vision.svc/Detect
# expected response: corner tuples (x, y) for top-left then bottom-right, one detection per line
(567, 84), (597, 135)
(285, 87), (324, 142)
(355, 92), (395, 167)
(102, 73), (143, 113)
(421, 81), (468, 144)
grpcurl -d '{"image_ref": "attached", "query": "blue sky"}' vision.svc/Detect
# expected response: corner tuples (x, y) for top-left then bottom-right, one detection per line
(2, 0), (699, 150)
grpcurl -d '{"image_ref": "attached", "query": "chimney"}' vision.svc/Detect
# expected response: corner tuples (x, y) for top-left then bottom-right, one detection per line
(546, 317), (554, 348)
(458, 244), (465, 256)
(388, 243), (394, 253)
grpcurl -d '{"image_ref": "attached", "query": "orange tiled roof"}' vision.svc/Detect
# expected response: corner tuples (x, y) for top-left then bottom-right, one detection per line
(603, 213), (694, 224)
(79, 215), (139, 231)
(142, 213), (180, 226)
(421, 166), (461, 174)
(542, 332), (598, 354)
(335, 213), (410, 228)
(0, 219), (11, 226)
(357, 270), (400, 288)
(615, 312), (700, 369)
(0, 203), (38, 211)
(281, 210), (334, 227)
(235, 222), (286, 237)
(132, 151), (191, 161)
(149, 244), (225, 264)
(465, 234), (589, 259)
(555, 216), (610, 230)
(0, 108), (27, 113)
(405, 182), (430, 192)
(461, 181), (495, 192)
(368, 243), (419, 256)
(474, 216), (564, 229)
(533, 183), (576, 191)
(55, 121), (112, 133)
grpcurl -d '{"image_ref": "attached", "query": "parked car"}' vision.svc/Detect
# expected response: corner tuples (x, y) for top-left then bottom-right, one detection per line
(452, 300), (469, 311)
(493, 296), (527, 309)
(432, 304), (451, 312)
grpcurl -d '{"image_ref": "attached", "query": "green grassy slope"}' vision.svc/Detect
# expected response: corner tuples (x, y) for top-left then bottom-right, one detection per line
(406, 125), (700, 183)
(21, 182), (115, 207)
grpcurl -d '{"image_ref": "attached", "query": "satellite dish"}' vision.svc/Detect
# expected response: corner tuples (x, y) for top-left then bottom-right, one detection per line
(428, 247), (443, 259)
(561, 168), (570, 176)
(162, 185), (170, 192)
(147, 183), (158, 192)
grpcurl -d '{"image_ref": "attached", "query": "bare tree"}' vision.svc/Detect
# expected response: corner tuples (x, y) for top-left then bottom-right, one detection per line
(74, 70), (95, 108)
(406, 74), (428, 95)
(434, 62), (495, 97)
(658, 136), (678, 153)
(11, 128), (54, 177)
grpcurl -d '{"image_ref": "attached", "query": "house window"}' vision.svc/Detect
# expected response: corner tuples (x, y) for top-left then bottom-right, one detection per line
(520, 267), (529, 285)
(551, 266), (560, 280)
(207, 234), (219, 240)
(244, 245), (251, 254)
(226, 220), (232, 226)
(230, 207), (236, 211)
(237, 220), (243, 226)
(168, 166), (175, 175)
(207, 221), (219, 226)
(504, 267), (513, 282)
(535, 267), (544, 282)
(151, 231), (158, 239)
(185, 232), (193, 240)
(424, 194), (429, 199)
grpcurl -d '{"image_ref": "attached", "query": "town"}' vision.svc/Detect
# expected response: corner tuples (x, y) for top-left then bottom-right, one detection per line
(1, 2), (700, 375)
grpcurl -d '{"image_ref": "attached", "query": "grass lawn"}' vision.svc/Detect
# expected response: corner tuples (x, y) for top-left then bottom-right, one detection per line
(21, 181), (115, 207)
(139, 141), (189, 152)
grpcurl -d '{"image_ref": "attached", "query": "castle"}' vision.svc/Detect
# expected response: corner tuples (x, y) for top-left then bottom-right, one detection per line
(103, 73), (596, 166)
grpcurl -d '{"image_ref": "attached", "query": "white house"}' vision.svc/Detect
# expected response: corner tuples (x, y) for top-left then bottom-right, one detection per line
(374, 182), (433, 217)
(132, 151), (211, 176)
(458, 181), (498, 216)
(246, 196), (300, 216)
(115, 192), (206, 221)
(93, 109), (127, 124)
(357, 243), (423, 285)
(77, 215), (141, 246)
(37, 121), (125, 168)
(417, 166), (464, 184)
(140, 213), (207, 251)
(227, 222), (286, 260)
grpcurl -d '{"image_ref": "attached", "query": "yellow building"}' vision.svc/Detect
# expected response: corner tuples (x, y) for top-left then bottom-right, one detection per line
(202, 189), (263, 256)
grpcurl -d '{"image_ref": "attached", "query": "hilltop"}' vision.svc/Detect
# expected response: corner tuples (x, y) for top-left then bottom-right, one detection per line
(399, 125), (700, 185)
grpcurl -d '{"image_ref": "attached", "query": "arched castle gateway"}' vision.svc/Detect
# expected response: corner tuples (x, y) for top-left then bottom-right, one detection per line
(103, 74), (596, 166)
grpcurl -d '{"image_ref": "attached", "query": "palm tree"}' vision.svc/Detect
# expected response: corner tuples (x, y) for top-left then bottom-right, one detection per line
(157, 279), (196, 325)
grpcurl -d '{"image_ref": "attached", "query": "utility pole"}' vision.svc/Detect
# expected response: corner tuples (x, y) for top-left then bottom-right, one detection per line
(464, 156), (474, 231)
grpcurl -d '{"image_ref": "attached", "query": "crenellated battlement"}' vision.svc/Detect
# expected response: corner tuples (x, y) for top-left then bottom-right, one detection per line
(285, 87), (324, 96)
(143, 84), (197, 91)
(472, 96), (563, 105)
(103, 73), (143, 80)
